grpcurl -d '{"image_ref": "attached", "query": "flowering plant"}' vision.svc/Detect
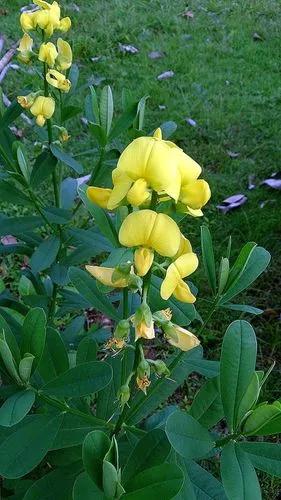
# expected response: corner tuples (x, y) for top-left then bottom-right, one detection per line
(0, 2), (279, 499)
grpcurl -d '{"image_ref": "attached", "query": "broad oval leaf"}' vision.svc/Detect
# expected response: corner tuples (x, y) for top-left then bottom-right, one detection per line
(73, 472), (105, 499)
(189, 376), (223, 429)
(0, 390), (35, 427)
(82, 430), (110, 488)
(221, 441), (261, 500)
(220, 320), (257, 432)
(21, 307), (46, 373)
(41, 361), (112, 398)
(166, 411), (215, 460)
(50, 144), (83, 174)
(30, 236), (60, 273)
(122, 463), (183, 500)
(242, 404), (281, 436)
(76, 337), (97, 364)
(240, 441), (281, 478)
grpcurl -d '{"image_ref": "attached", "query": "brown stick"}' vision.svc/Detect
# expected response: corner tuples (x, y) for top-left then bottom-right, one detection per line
(0, 47), (16, 74)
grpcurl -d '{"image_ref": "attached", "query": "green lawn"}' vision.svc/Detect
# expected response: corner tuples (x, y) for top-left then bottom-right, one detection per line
(1, 0), (281, 495)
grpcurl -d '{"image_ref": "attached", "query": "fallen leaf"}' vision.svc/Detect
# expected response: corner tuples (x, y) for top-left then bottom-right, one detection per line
(1, 235), (17, 245)
(186, 118), (197, 127)
(261, 172), (281, 190)
(157, 70), (174, 81)
(227, 150), (239, 158)
(148, 50), (165, 60)
(253, 32), (264, 41)
(217, 194), (247, 214)
(118, 43), (139, 54)
(182, 10), (194, 18)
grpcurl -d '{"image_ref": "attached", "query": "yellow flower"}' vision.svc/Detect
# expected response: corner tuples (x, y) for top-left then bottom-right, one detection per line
(30, 96), (55, 126)
(164, 323), (200, 351)
(119, 209), (181, 258)
(87, 186), (112, 209)
(59, 17), (71, 32)
(160, 252), (198, 303)
(20, 11), (38, 32)
(46, 69), (71, 92)
(35, 1), (61, 37)
(126, 178), (151, 207)
(178, 179), (211, 217)
(17, 91), (41, 110)
(108, 128), (181, 207)
(134, 247), (154, 277)
(132, 303), (155, 340)
(85, 265), (129, 288)
(17, 33), (33, 64)
(38, 42), (58, 68)
(56, 38), (72, 71)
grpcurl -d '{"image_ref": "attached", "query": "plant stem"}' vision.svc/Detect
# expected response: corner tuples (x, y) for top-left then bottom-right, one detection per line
(122, 288), (129, 319)
(215, 433), (241, 448)
(37, 391), (113, 429)
(150, 190), (158, 211)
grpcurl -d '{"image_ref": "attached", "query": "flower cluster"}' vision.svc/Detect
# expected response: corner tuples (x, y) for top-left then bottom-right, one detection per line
(17, 0), (72, 127)
(86, 128), (210, 397)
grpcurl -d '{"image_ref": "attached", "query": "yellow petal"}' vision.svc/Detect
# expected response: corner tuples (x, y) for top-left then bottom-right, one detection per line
(173, 234), (192, 259)
(174, 252), (198, 278)
(176, 149), (202, 184)
(46, 69), (71, 92)
(56, 38), (72, 70)
(160, 265), (180, 300)
(134, 247), (154, 277)
(167, 325), (200, 351)
(107, 170), (132, 210)
(135, 322), (155, 340)
(119, 209), (181, 257)
(20, 12), (38, 31)
(59, 17), (72, 32)
(85, 265), (128, 288)
(173, 280), (196, 303)
(127, 179), (150, 207)
(18, 33), (33, 53)
(87, 186), (112, 209)
(30, 96), (55, 123)
(180, 179), (211, 210)
(38, 42), (58, 67)
(153, 127), (162, 139)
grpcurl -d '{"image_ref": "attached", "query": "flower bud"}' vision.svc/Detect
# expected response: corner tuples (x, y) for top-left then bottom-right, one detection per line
(117, 384), (130, 407)
(153, 308), (172, 326)
(137, 359), (151, 379)
(151, 360), (170, 377)
(114, 319), (130, 340)
(163, 323), (200, 352)
(133, 303), (154, 340)
(134, 247), (154, 277)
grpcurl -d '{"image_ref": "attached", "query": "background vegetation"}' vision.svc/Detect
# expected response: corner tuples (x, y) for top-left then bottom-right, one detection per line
(1, 0), (280, 496)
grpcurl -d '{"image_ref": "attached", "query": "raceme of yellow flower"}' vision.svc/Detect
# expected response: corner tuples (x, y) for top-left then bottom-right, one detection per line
(21, 1), (71, 38)
(46, 69), (71, 92)
(160, 252), (199, 303)
(165, 324), (200, 351)
(85, 265), (129, 288)
(39, 42), (58, 68)
(56, 38), (72, 70)
(119, 209), (181, 258)
(30, 96), (55, 126)
(17, 33), (33, 64)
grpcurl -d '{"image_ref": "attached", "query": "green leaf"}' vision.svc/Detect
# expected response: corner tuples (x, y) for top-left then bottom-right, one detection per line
(0, 314), (21, 363)
(61, 104), (82, 123)
(16, 143), (31, 183)
(21, 308), (46, 373)
(41, 361), (112, 398)
(69, 267), (121, 321)
(43, 207), (72, 224)
(149, 275), (196, 326)
(122, 463), (183, 500)
(0, 216), (44, 236)
(37, 327), (69, 383)
(166, 411), (215, 460)
(189, 376), (224, 429)
(220, 303), (263, 315)
(76, 337), (97, 365)
(122, 429), (171, 485)
(23, 462), (83, 500)
(0, 390), (35, 427)
(175, 458), (227, 500)
(50, 144), (83, 174)
(0, 336), (21, 383)
(0, 414), (63, 478)
(201, 225), (216, 294)
(73, 472), (105, 499)
(82, 430), (110, 489)
(0, 100), (22, 127)
(100, 85), (113, 135)
(30, 150), (58, 188)
(220, 320), (257, 432)
(236, 372), (260, 426)
(30, 236), (60, 273)
(51, 414), (99, 450)
(78, 184), (119, 247)
(225, 242), (256, 289)
(108, 103), (138, 140)
(88, 123), (107, 147)
(242, 404), (281, 436)
(218, 257), (229, 294)
(240, 442), (281, 478)
(219, 246), (271, 304)
(19, 354), (35, 382)
(87, 86), (100, 124)
(126, 347), (218, 425)
(221, 441), (261, 500)
(0, 180), (32, 206)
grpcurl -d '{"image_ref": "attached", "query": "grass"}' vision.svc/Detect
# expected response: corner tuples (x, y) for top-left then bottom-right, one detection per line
(1, 0), (281, 495)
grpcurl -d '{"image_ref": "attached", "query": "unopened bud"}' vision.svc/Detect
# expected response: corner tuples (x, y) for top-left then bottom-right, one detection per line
(137, 359), (150, 379)
(118, 384), (130, 407)
(114, 319), (130, 340)
(152, 360), (170, 377)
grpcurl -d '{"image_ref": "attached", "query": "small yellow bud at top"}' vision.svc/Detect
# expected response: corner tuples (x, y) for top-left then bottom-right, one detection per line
(153, 127), (162, 140)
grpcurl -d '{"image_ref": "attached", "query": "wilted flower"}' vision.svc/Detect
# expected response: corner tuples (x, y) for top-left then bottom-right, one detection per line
(56, 38), (72, 70)
(17, 33), (33, 64)
(46, 69), (71, 92)
(163, 323), (200, 351)
(17, 91), (42, 110)
(136, 359), (151, 394)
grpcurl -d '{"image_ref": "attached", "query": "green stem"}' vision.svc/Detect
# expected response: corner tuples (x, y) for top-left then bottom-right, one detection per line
(215, 433), (241, 448)
(122, 288), (129, 319)
(150, 190), (158, 211)
(37, 392), (113, 429)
